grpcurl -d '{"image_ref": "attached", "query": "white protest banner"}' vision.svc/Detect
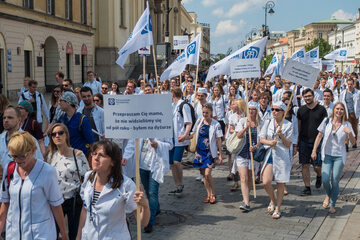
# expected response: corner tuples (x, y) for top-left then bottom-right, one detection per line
(324, 47), (348, 61)
(138, 46), (151, 56)
(230, 58), (260, 79)
(104, 94), (173, 139)
(282, 59), (320, 89)
(173, 35), (189, 50)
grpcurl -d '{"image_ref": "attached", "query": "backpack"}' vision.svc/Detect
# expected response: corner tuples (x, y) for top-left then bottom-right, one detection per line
(6, 161), (16, 185)
(178, 101), (196, 132)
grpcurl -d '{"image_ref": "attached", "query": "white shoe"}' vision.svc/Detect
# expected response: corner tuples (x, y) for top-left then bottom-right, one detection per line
(196, 175), (203, 181)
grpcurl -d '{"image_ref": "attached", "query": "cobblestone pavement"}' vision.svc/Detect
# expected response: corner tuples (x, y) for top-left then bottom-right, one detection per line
(129, 139), (360, 240)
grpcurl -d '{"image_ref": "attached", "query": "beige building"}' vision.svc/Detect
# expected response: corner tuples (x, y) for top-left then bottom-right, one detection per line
(267, 37), (288, 57)
(355, 11), (360, 72)
(0, 0), (95, 100)
(287, 19), (353, 58)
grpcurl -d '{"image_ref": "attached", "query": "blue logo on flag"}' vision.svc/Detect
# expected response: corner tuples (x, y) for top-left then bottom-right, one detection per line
(339, 50), (347, 56)
(270, 57), (277, 64)
(141, 16), (152, 35)
(241, 47), (260, 59)
(186, 42), (196, 58)
(310, 51), (317, 58)
(108, 98), (115, 106)
(297, 51), (304, 58)
(212, 65), (217, 71)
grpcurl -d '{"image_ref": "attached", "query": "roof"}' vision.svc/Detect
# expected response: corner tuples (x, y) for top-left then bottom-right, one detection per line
(315, 19), (353, 24)
(268, 37), (288, 48)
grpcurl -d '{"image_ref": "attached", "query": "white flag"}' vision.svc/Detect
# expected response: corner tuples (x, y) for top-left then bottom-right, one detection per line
(206, 37), (267, 82)
(322, 60), (335, 72)
(116, 1), (153, 68)
(290, 47), (305, 62)
(264, 54), (278, 76)
(324, 47), (348, 61)
(305, 46), (319, 64)
(160, 33), (202, 82)
(344, 65), (350, 74)
(269, 48), (284, 82)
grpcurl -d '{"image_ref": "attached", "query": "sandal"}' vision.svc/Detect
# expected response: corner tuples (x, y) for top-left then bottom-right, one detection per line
(322, 200), (330, 208)
(209, 194), (216, 204)
(267, 204), (275, 214)
(328, 206), (336, 214)
(226, 173), (234, 181)
(272, 211), (281, 219)
(203, 196), (210, 203)
(230, 183), (239, 192)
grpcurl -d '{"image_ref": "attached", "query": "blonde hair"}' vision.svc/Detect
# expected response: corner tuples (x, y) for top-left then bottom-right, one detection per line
(8, 131), (36, 156)
(331, 102), (348, 123)
(234, 99), (246, 115)
(48, 123), (71, 161)
(211, 84), (224, 100)
(183, 82), (194, 97)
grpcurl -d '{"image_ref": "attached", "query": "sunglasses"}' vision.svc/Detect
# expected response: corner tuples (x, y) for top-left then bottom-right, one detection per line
(53, 90), (61, 93)
(94, 99), (100, 102)
(102, 87), (108, 90)
(8, 153), (28, 160)
(62, 84), (69, 87)
(271, 108), (283, 112)
(51, 130), (65, 137)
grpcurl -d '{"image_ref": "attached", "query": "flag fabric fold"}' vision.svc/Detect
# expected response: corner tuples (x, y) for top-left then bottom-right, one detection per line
(116, 1), (153, 68)
(160, 32), (202, 82)
(264, 54), (278, 76)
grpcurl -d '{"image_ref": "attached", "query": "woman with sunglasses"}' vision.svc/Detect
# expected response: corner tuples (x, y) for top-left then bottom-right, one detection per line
(48, 123), (90, 240)
(76, 141), (150, 240)
(0, 131), (68, 240)
(93, 93), (104, 108)
(49, 85), (64, 123)
(234, 102), (261, 212)
(311, 102), (356, 214)
(260, 101), (296, 219)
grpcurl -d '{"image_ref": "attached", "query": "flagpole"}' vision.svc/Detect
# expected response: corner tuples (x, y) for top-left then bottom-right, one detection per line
(135, 139), (141, 240)
(152, 45), (159, 89)
(245, 79), (256, 198)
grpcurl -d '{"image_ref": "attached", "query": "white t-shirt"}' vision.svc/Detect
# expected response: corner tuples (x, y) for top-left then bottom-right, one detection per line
(173, 99), (192, 146)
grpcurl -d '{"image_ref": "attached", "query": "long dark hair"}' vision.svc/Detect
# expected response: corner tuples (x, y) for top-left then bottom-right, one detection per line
(88, 141), (123, 189)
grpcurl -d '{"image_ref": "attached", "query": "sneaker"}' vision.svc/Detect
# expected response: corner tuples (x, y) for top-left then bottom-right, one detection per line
(315, 176), (322, 188)
(196, 175), (203, 181)
(144, 224), (153, 233)
(168, 189), (177, 195)
(175, 185), (184, 197)
(300, 188), (311, 196)
(239, 205), (251, 212)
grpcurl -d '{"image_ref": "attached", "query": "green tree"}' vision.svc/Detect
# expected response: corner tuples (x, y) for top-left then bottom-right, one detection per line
(214, 54), (225, 63)
(261, 54), (274, 71)
(305, 38), (331, 59)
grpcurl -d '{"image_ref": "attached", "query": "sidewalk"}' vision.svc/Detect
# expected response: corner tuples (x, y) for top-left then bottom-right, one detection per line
(129, 139), (360, 240)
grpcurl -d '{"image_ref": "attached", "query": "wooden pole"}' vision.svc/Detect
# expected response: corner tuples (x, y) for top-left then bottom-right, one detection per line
(143, 56), (146, 84)
(245, 79), (256, 198)
(151, 45), (159, 89)
(135, 139), (141, 240)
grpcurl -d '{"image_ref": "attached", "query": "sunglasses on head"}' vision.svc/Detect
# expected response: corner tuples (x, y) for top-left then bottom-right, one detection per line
(51, 130), (65, 137)
(271, 108), (283, 112)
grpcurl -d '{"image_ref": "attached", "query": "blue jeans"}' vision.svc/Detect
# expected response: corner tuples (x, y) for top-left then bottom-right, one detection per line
(322, 155), (344, 207)
(140, 169), (160, 225)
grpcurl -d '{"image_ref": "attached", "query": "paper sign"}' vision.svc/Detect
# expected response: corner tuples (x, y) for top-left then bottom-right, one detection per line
(282, 59), (320, 89)
(138, 46), (151, 56)
(173, 35), (189, 50)
(230, 58), (261, 79)
(104, 94), (173, 139)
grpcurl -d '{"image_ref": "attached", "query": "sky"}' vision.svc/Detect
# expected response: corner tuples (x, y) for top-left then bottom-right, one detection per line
(182, 0), (359, 54)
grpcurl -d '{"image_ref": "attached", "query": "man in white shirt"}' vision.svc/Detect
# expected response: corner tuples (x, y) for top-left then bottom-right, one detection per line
(83, 71), (101, 95)
(168, 87), (193, 197)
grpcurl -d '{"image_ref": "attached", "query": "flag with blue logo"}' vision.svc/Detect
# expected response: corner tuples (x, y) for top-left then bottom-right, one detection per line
(305, 46), (319, 63)
(206, 37), (267, 82)
(116, 1), (153, 68)
(264, 54), (278, 76)
(160, 32), (202, 82)
(269, 48), (285, 82)
(344, 65), (351, 74)
(290, 47), (305, 63)
(324, 47), (348, 61)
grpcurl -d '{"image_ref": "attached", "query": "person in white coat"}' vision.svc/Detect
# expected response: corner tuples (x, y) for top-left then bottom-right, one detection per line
(190, 104), (223, 204)
(0, 131), (68, 240)
(76, 141), (150, 240)
(260, 102), (297, 219)
(338, 78), (359, 149)
(123, 137), (173, 233)
(311, 102), (356, 214)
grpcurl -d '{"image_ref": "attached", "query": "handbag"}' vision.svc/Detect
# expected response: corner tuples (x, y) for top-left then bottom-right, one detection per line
(72, 149), (83, 210)
(189, 132), (197, 153)
(253, 144), (268, 162)
(226, 132), (244, 154)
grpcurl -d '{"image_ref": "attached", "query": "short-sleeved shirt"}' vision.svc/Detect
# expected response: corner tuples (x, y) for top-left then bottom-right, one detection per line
(345, 90), (355, 114)
(22, 116), (44, 140)
(297, 103), (327, 144)
(58, 112), (95, 157)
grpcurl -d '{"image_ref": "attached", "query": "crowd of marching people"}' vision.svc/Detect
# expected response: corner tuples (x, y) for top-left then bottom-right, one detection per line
(0, 67), (358, 239)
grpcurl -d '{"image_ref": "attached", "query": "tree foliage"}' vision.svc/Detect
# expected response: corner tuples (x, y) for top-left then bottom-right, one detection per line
(261, 54), (274, 71)
(305, 38), (331, 59)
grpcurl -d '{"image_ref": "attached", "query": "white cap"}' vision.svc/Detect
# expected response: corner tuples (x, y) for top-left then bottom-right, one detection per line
(272, 101), (287, 111)
(197, 88), (208, 95)
(248, 101), (259, 110)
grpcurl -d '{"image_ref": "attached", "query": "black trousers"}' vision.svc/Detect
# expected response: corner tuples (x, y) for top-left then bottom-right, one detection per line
(56, 197), (83, 240)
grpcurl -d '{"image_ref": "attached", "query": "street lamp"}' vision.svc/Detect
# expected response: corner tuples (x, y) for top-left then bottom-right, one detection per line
(246, 28), (257, 42)
(263, 0), (275, 71)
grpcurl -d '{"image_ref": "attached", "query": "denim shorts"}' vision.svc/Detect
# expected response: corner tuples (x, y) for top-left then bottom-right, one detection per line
(298, 140), (322, 166)
(169, 146), (186, 165)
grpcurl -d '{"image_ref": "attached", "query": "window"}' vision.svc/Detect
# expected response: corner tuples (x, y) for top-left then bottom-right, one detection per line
(65, 0), (73, 20)
(47, 0), (55, 15)
(318, 32), (323, 39)
(120, 0), (125, 27)
(24, 50), (32, 78)
(23, 0), (33, 9)
(81, 0), (87, 24)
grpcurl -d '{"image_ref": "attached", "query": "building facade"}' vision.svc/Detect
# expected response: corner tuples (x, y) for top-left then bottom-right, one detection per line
(0, 0), (95, 100)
